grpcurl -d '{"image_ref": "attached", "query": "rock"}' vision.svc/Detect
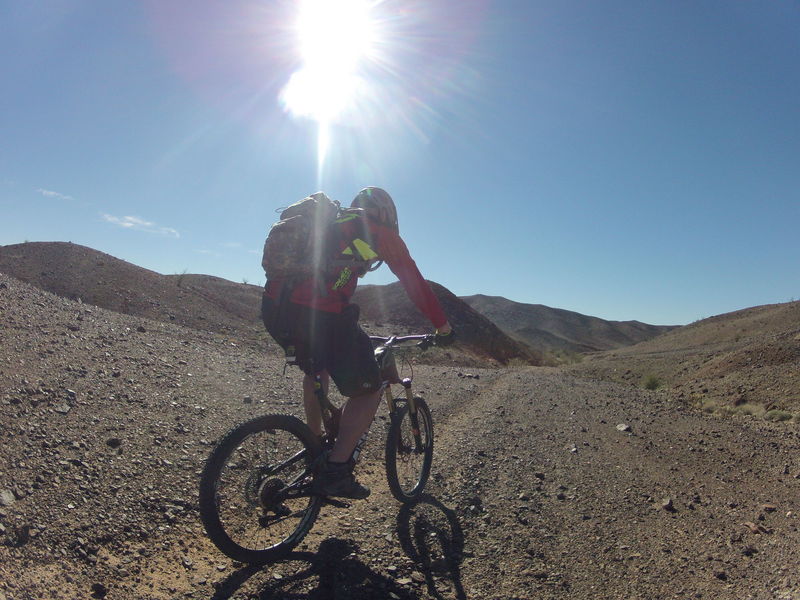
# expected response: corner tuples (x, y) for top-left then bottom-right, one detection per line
(616, 423), (632, 433)
(90, 583), (108, 599)
(742, 521), (771, 534)
(10, 524), (31, 546)
(0, 489), (15, 507)
(661, 497), (675, 512)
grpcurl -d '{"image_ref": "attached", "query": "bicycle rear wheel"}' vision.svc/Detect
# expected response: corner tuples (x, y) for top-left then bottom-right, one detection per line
(199, 414), (323, 563)
(385, 398), (434, 503)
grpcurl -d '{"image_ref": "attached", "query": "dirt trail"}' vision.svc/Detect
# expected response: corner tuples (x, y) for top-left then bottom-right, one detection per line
(115, 368), (800, 600)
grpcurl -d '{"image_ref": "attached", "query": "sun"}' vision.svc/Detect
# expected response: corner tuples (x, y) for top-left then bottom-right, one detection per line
(280, 0), (376, 125)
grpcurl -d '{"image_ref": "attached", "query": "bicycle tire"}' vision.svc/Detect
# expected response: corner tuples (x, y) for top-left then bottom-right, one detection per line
(385, 397), (434, 503)
(199, 414), (323, 563)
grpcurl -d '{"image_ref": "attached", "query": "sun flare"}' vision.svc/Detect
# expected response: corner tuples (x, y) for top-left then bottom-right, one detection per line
(281, 0), (376, 124)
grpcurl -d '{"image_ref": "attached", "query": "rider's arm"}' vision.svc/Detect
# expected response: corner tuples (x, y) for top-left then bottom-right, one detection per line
(373, 224), (449, 330)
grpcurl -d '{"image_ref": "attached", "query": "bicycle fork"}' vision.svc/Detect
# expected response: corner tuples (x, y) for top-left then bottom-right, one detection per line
(398, 378), (425, 451)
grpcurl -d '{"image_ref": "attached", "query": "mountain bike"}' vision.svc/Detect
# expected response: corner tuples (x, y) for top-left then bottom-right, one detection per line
(198, 334), (437, 564)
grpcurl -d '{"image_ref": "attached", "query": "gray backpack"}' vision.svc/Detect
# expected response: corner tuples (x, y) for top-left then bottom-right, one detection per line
(263, 191), (385, 284)
(261, 192), (343, 281)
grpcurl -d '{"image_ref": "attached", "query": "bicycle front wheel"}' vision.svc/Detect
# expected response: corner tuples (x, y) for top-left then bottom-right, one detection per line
(385, 397), (434, 503)
(199, 414), (323, 563)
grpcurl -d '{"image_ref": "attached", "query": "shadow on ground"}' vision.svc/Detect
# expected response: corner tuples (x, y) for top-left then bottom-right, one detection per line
(209, 495), (467, 600)
(396, 495), (467, 600)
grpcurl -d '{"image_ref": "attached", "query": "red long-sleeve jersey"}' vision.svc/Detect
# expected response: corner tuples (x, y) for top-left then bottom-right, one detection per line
(264, 215), (447, 329)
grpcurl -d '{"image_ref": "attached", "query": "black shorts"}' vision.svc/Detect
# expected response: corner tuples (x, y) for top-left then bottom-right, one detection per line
(261, 296), (381, 398)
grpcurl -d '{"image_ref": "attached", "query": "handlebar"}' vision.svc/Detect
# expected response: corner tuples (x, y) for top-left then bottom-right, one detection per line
(369, 334), (436, 349)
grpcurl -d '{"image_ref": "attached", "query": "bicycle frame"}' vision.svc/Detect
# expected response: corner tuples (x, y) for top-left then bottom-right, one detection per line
(312, 334), (432, 460)
(272, 334), (434, 504)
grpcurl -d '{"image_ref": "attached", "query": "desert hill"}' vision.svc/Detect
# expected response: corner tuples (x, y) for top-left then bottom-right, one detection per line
(352, 283), (541, 365)
(461, 294), (675, 354)
(0, 241), (533, 366)
(569, 299), (800, 414)
(0, 241), (263, 341)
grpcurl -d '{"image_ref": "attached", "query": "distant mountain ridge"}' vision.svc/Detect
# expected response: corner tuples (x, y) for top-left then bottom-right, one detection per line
(461, 294), (676, 354)
(352, 283), (542, 365)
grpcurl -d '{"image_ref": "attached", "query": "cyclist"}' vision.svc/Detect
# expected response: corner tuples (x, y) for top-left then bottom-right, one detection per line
(261, 187), (453, 499)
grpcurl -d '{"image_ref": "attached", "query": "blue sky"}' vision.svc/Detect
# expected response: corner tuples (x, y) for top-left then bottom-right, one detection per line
(1, 1), (798, 326)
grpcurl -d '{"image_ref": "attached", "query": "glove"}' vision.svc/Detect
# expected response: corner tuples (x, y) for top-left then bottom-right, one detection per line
(435, 328), (456, 347)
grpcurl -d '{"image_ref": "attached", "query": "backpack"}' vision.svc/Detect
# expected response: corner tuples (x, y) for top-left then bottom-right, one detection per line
(262, 192), (369, 281)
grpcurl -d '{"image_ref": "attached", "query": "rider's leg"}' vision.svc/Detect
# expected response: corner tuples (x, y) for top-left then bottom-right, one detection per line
(328, 388), (382, 463)
(302, 371), (329, 437)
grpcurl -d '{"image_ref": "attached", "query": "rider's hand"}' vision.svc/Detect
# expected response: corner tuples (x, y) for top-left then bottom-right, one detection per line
(435, 325), (456, 347)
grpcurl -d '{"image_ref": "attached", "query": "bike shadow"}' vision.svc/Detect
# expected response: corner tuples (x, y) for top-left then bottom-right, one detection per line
(211, 538), (420, 600)
(209, 496), (467, 600)
(395, 494), (468, 600)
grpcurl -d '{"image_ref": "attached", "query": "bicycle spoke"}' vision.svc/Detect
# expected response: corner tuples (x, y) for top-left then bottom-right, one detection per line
(386, 399), (434, 502)
(200, 415), (322, 562)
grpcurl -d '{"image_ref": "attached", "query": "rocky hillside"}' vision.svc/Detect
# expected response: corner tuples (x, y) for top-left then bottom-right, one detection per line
(462, 294), (675, 354)
(0, 241), (264, 343)
(569, 299), (800, 415)
(353, 283), (541, 366)
(0, 242), (537, 366)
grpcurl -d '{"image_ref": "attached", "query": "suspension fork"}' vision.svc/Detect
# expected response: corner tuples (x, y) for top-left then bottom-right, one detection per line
(400, 378), (425, 449)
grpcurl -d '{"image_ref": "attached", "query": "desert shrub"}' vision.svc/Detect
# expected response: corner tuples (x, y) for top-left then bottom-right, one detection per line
(700, 399), (718, 413)
(717, 405), (735, 417)
(643, 374), (661, 390)
(542, 350), (583, 366)
(735, 403), (766, 418)
(764, 409), (793, 422)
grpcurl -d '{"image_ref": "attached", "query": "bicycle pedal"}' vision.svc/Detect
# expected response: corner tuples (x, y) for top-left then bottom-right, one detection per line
(323, 497), (351, 509)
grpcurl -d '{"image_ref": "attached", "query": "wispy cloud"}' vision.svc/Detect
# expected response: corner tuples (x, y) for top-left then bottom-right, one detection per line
(37, 188), (74, 201)
(101, 214), (180, 238)
(220, 242), (242, 249)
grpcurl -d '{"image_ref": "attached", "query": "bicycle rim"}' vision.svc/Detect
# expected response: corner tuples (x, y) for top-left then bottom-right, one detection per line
(199, 414), (322, 563)
(386, 398), (434, 502)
